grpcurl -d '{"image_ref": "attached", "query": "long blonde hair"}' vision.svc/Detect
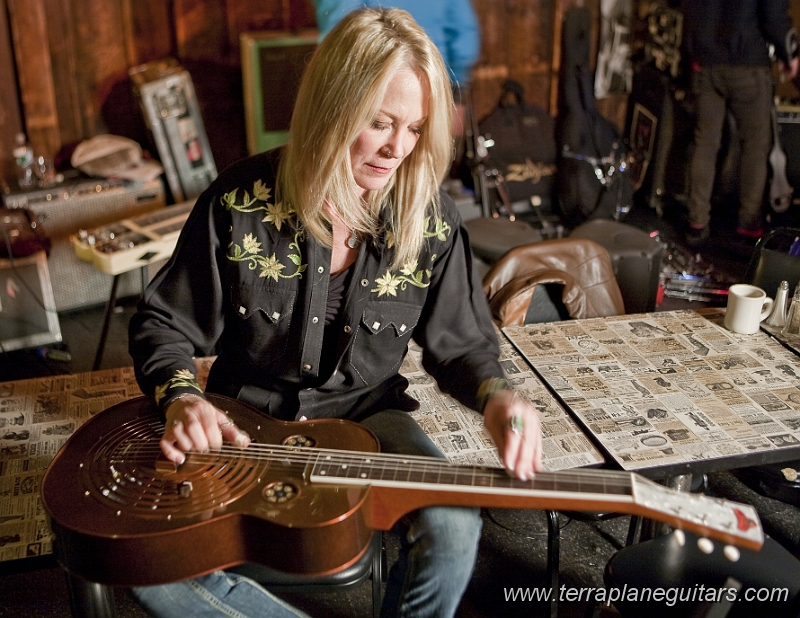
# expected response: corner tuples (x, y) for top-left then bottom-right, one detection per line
(277, 7), (454, 269)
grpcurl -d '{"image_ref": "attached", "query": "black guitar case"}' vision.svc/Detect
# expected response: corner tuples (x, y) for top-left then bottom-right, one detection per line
(556, 6), (632, 227)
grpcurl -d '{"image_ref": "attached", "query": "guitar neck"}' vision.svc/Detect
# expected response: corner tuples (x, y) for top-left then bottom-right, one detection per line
(303, 448), (763, 549)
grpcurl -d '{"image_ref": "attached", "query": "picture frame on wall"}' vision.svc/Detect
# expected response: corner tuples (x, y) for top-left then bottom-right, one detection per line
(628, 103), (658, 191)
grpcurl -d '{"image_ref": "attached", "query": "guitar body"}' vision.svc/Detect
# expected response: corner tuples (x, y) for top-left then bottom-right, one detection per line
(42, 395), (379, 587)
(44, 394), (765, 588)
(771, 104), (793, 213)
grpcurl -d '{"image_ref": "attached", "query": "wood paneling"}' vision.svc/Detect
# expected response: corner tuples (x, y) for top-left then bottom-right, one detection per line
(0, 0), (22, 182)
(7, 0), (60, 159)
(3, 0), (797, 190)
(471, 0), (606, 123)
(472, 0), (557, 120)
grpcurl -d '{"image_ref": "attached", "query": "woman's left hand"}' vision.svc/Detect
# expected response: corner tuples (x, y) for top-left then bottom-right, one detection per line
(483, 390), (543, 480)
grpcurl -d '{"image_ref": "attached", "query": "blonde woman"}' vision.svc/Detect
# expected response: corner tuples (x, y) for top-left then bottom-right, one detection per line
(130, 8), (541, 617)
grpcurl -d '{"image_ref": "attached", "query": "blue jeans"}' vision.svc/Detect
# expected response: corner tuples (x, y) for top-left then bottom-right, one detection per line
(131, 409), (482, 618)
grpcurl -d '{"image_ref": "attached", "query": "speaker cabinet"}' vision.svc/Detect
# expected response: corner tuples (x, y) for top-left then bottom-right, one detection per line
(777, 103), (800, 205)
(570, 219), (664, 314)
(4, 177), (166, 311)
(0, 251), (61, 352)
(130, 59), (218, 203)
(240, 30), (317, 155)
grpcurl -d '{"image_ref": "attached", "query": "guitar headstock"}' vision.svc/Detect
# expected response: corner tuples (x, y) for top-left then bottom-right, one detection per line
(632, 475), (764, 551)
(671, 528), (743, 563)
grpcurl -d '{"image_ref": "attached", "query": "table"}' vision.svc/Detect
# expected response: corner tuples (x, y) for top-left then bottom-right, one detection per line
(0, 341), (605, 569)
(503, 308), (800, 480)
(71, 200), (194, 369)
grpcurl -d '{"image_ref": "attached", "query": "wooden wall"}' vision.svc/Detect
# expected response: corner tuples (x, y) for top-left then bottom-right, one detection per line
(0, 0), (797, 188)
(0, 0), (610, 184)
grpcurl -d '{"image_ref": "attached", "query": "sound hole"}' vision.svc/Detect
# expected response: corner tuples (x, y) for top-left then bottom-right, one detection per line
(282, 435), (315, 448)
(82, 416), (268, 520)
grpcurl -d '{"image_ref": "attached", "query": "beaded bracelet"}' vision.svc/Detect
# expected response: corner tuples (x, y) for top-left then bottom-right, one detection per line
(476, 376), (512, 412)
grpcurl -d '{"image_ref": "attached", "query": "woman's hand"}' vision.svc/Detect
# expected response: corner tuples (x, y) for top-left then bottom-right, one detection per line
(161, 395), (251, 464)
(483, 390), (543, 480)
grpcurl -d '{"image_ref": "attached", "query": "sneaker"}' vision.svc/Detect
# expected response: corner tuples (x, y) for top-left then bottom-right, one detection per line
(684, 224), (709, 248)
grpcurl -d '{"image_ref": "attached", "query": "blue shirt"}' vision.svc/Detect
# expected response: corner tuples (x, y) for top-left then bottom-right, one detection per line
(314, 0), (480, 88)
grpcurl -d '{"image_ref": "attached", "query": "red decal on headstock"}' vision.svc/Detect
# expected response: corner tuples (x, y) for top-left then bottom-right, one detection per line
(734, 508), (757, 531)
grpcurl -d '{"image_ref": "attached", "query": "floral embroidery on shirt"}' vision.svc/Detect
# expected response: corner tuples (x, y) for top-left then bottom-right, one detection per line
(222, 180), (271, 215)
(371, 216), (449, 297)
(263, 201), (293, 231)
(228, 230), (307, 281)
(423, 216), (452, 242)
(222, 180), (295, 232)
(154, 369), (203, 404)
(372, 260), (433, 297)
(223, 179), (307, 280)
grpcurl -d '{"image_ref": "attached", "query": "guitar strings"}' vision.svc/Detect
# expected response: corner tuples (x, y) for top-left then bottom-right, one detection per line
(108, 439), (635, 490)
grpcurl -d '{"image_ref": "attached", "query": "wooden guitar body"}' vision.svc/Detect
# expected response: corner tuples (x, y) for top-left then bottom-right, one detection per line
(770, 104), (793, 213)
(42, 395), (379, 587)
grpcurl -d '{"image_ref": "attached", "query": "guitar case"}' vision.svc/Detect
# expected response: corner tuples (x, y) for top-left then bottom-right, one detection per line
(555, 6), (632, 227)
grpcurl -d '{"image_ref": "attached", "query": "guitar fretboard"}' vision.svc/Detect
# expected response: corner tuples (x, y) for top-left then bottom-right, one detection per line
(309, 451), (633, 500)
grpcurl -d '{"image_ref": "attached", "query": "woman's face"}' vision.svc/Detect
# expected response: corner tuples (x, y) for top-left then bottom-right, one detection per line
(349, 66), (429, 197)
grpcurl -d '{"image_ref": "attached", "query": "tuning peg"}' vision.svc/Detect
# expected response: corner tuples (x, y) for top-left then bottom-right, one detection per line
(697, 537), (715, 554)
(723, 545), (741, 562)
(673, 529), (685, 546)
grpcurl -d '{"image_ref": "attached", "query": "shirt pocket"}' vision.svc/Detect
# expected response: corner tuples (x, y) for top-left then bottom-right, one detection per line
(229, 284), (296, 366)
(349, 301), (421, 385)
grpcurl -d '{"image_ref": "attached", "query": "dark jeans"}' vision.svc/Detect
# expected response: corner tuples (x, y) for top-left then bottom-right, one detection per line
(687, 64), (773, 231)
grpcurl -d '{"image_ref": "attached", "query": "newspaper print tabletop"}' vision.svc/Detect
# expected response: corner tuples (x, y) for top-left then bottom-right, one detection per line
(401, 340), (604, 470)
(0, 344), (604, 565)
(0, 358), (214, 564)
(503, 308), (800, 474)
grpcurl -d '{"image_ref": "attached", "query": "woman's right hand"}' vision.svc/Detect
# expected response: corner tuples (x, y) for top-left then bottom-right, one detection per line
(161, 394), (251, 464)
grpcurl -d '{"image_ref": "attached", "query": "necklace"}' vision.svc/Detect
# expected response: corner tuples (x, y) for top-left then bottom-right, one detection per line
(347, 230), (361, 249)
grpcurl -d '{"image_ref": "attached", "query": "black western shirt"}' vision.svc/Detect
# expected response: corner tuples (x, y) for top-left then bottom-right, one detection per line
(129, 149), (504, 421)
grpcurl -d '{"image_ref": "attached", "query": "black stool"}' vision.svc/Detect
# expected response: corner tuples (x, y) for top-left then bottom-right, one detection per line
(602, 531), (800, 617)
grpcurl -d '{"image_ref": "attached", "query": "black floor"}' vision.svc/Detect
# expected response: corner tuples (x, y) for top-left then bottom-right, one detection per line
(2, 195), (800, 617)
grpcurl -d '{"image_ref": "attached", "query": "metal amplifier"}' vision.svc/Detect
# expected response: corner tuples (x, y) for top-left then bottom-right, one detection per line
(129, 59), (217, 203)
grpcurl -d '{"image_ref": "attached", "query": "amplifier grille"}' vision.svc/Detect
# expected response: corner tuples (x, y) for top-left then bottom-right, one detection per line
(5, 178), (167, 310)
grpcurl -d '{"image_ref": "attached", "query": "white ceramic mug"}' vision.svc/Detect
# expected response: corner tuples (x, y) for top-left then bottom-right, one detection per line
(724, 284), (774, 335)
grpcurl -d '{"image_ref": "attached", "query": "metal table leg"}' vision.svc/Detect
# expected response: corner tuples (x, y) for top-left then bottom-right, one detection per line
(547, 509), (560, 618)
(93, 275), (121, 371)
(65, 571), (117, 618)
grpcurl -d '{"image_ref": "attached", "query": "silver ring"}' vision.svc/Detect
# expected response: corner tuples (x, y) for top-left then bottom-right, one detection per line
(171, 420), (182, 428)
(507, 415), (524, 437)
(219, 421), (235, 430)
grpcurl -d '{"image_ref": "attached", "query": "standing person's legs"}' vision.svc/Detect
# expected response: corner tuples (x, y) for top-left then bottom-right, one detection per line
(360, 409), (482, 618)
(726, 65), (774, 234)
(687, 66), (728, 234)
